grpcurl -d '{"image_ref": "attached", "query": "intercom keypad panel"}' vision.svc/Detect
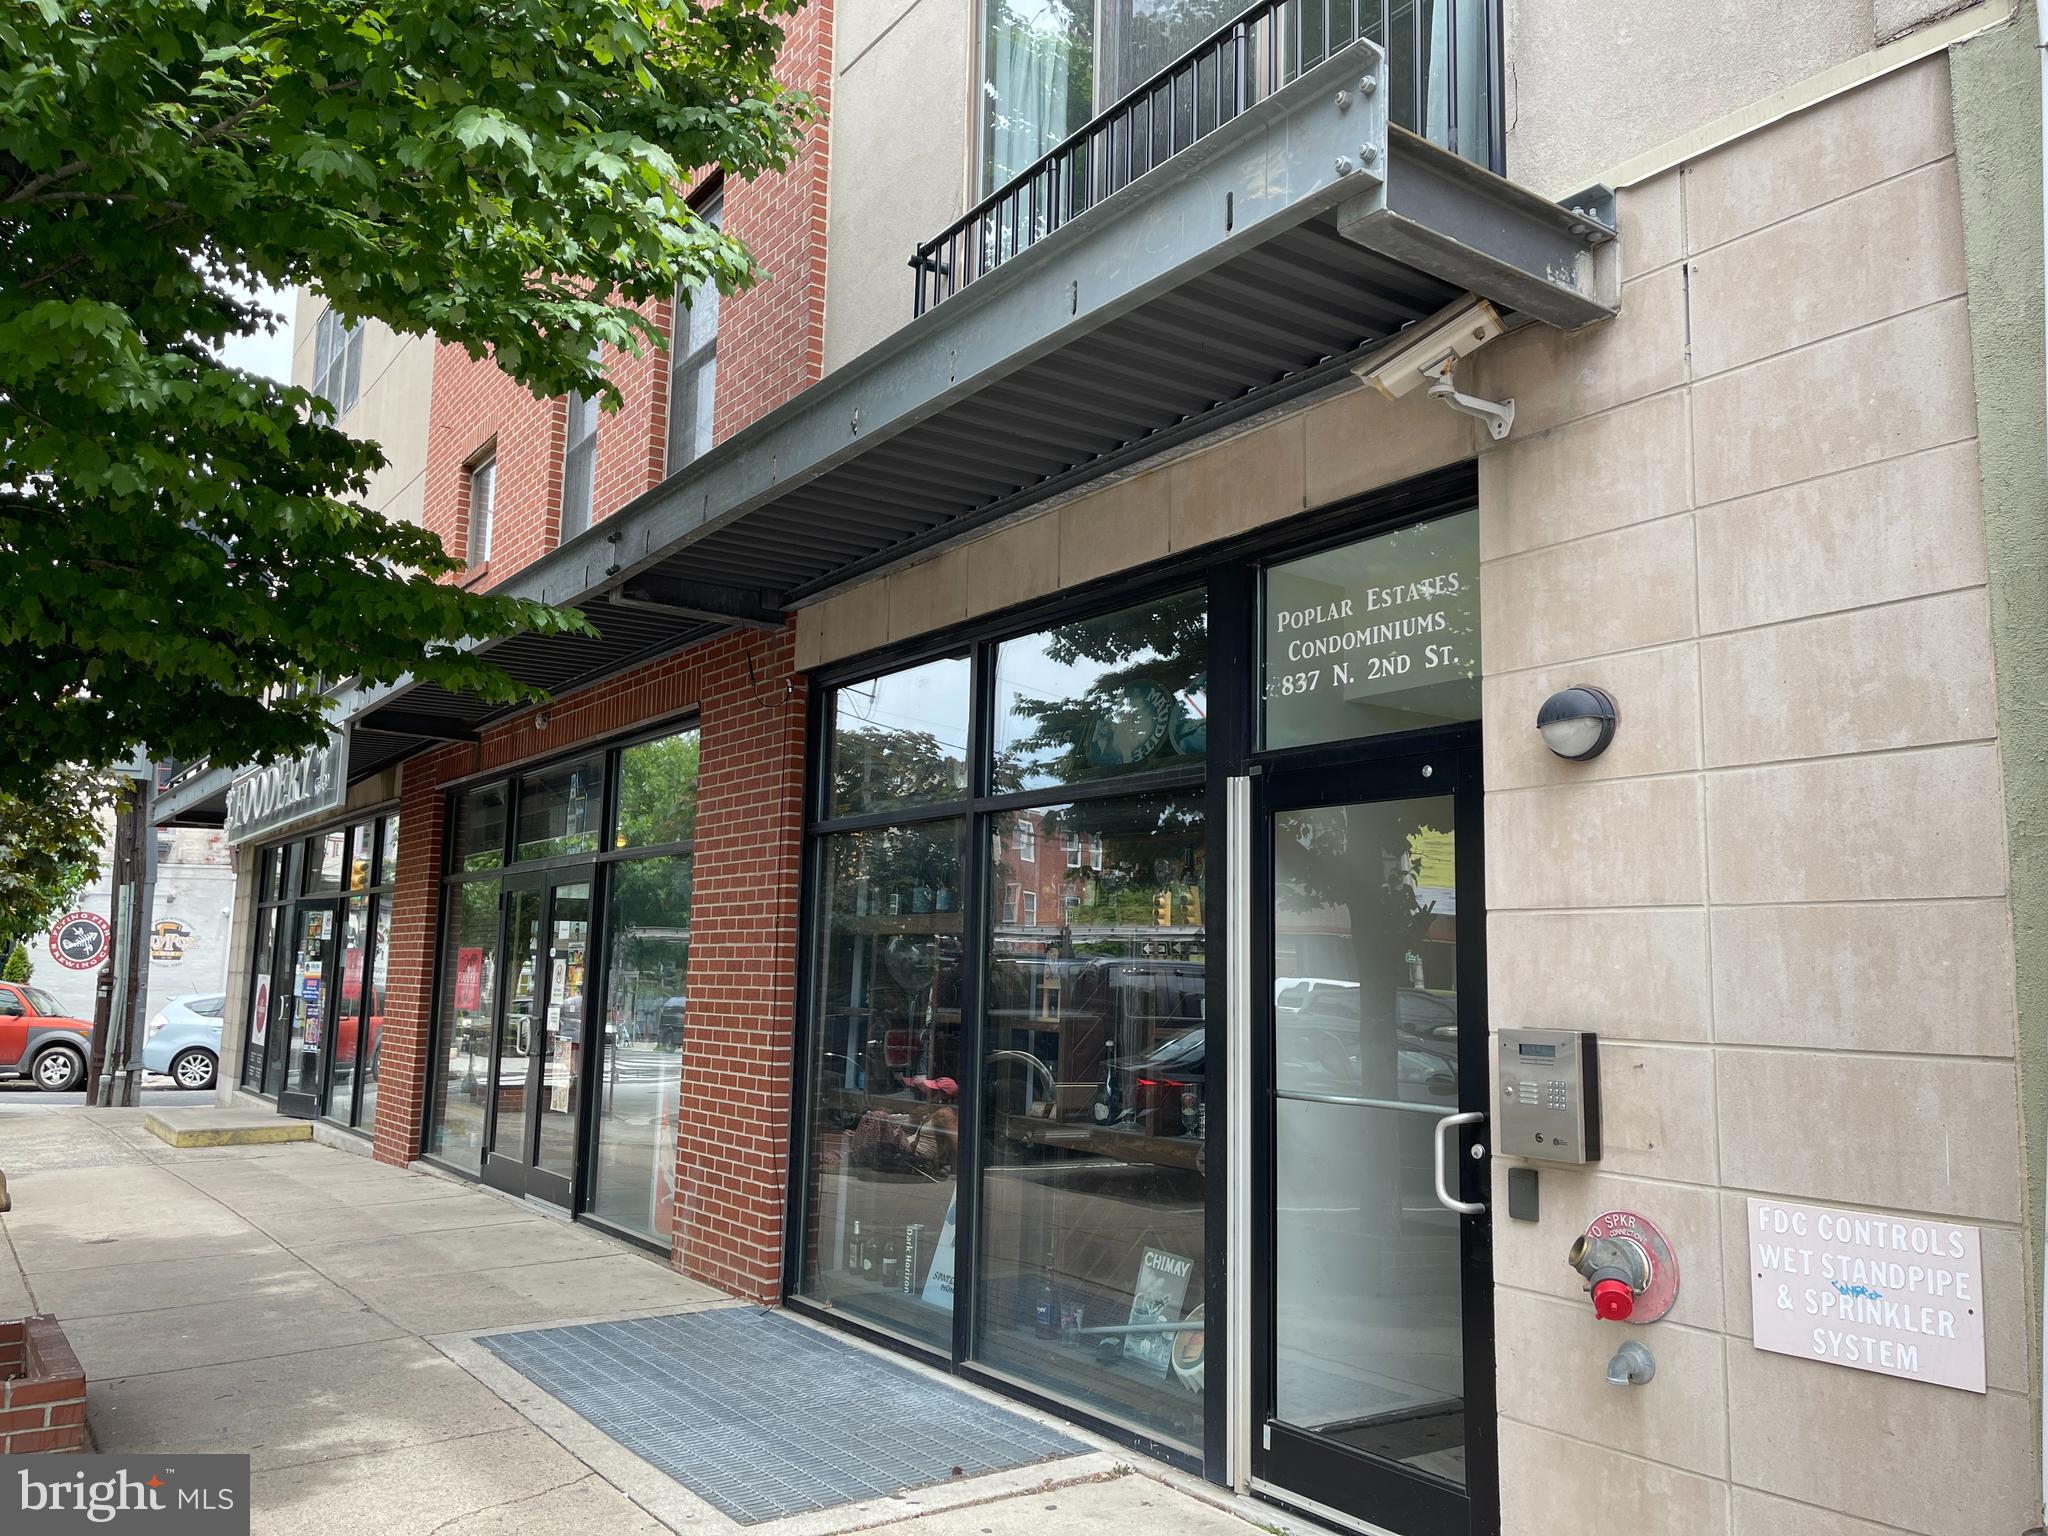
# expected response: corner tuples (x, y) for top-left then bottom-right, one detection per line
(1498, 1028), (1600, 1164)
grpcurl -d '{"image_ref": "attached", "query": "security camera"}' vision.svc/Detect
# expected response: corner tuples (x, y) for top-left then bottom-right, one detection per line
(1354, 296), (1507, 398)
(1354, 295), (1516, 440)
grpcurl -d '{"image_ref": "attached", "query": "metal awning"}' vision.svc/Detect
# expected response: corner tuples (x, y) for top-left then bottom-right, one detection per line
(167, 30), (1617, 818)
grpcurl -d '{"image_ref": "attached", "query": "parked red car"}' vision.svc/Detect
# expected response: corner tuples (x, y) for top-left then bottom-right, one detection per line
(0, 983), (93, 1092)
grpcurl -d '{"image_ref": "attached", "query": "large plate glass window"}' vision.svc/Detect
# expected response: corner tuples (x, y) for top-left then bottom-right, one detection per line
(588, 728), (701, 1241)
(830, 656), (972, 817)
(429, 875), (501, 1165)
(327, 819), (396, 1134)
(1262, 508), (1478, 749)
(516, 756), (603, 861)
(976, 790), (1207, 1445)
(797, 819), (968, 1346)
(794, 584), (1209, 1451)
(992, 590), (1207, 793)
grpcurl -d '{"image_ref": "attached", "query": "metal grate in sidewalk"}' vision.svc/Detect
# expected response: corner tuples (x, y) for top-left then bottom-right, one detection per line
(480, 1307), (1089, 1524)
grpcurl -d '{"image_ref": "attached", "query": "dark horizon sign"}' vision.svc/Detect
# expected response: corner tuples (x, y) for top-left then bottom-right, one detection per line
(224, 728), (348, 845)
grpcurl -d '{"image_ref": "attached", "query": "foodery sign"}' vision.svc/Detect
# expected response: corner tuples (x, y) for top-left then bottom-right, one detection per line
(1748, 1197), (1985, 1393)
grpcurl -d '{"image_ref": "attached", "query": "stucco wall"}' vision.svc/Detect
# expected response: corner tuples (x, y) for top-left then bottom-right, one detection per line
(26, 828), (236, 1030)
(821, 0), (971, 371)
(798, 50), (2038, 1536)
(1501, 0), (1997, 197)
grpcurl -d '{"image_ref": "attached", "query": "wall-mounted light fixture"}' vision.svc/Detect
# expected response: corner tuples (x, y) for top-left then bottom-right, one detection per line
(1537, 686), (1617, 761)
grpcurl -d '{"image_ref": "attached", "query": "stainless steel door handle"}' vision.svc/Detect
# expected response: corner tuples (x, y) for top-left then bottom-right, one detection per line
(1433, 1110), (1487, 1216)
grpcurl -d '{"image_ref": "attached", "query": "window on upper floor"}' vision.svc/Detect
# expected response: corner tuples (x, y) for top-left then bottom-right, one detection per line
(979, 0), (1250, 193)
(560, 341), (603, 542)
(311, 306), (365, 414)
(466, 452), (496, 567)
(667, 192), (724, 474)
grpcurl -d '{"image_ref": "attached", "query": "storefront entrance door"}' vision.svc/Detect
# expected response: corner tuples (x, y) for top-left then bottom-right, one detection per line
(482, 872), (594, 1207)
(278, 903), (340, 1119)
(1252, 745), (1494, 1535)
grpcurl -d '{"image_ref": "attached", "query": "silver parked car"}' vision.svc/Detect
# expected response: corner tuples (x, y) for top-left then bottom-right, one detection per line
(141, 993), (227, 1089)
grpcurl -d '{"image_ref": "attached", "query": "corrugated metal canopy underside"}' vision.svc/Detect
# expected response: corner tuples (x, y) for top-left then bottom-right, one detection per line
(250, 41), (1616, 795)
(648, 219), (1463, 601)
(341, 213), (1466, 770)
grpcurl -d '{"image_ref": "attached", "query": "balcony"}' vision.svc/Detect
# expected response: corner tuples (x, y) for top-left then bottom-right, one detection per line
(915, 0), (1501, 315)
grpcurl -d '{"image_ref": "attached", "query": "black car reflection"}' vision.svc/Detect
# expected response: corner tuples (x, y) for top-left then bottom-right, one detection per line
(1092, 988), (1460, 1139)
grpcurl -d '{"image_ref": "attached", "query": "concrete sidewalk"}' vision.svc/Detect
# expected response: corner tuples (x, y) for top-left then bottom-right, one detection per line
(0, 1107), (1273, 1536)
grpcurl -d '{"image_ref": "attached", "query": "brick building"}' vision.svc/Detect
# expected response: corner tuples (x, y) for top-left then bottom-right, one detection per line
(153, 2), (2048, 1533)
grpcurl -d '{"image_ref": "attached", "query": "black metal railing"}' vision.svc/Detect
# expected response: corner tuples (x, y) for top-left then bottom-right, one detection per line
(911, 0), (1500, 316)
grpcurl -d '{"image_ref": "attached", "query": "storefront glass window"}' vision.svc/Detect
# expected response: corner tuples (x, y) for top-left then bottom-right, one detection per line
(306, 830), (346, 893)
(378, 812), (400, 888)
(454, 784), (508, 872)
(796, 819), (967, 1348)
(516, 755), (603, 861)
(798, 583), (1209, 1443)
(992, 590), (1207, 793)
(429, 876), (501, 1166)
(829, 656), (971, 818)
(615, 730), (700, 848)
(358, 894), (388, 1131)
(331, 896), (369, 1126)
(974, 791), (1207, 1445)
(1262, 508), (1479, 749)
(589, 853), (692, 1238)
(347, 823), (374, 891)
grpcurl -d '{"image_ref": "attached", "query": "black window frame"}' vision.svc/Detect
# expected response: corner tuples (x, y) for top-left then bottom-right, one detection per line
(787, 462), (1481, 1479)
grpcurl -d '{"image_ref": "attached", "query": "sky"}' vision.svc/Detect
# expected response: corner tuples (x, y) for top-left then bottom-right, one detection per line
(213, 277), (294, 383)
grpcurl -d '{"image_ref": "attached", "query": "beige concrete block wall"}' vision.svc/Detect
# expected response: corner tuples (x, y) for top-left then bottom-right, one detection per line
(820, 0), (971, 372)
(793, 47), (2036, 1536)
(1474, 55), (2035, 1536)
(290, 291), (434, 527)
(1502, 0), (1997, 198)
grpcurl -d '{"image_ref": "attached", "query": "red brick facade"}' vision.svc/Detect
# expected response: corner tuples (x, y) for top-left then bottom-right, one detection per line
(714, 0), (833, 439)
(0, 1315), (88, 1454)
(373, 628), (806, 1304)
(418, 8), (833, 589)
(370, 2), (833, 1306)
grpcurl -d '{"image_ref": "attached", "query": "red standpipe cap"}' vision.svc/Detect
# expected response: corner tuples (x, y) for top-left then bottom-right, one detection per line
(1592, 1278), (1636, 1322)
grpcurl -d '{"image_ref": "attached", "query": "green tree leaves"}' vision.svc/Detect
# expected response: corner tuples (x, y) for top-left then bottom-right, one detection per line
(1, 1), (811, 798)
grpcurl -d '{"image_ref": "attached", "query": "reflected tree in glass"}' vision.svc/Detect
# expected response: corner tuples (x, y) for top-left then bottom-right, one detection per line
(616, 731), (700, 848)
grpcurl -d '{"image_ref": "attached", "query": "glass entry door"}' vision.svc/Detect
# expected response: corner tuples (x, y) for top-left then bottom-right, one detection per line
(1253, 745), (1493, 1536)
(483, 872), (593, 1207)
(278, 903), (340, 1118)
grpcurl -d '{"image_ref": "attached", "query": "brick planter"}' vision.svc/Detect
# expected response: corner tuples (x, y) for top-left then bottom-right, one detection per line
(0, 1315), (86, 1453)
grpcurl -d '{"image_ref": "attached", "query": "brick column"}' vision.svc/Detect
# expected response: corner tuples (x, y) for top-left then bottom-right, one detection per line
(372, 745), (462, 1167)
(670, 627), (807, 1299)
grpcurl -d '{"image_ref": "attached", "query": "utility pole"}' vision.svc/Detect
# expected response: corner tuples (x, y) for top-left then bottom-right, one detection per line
(90, 771), (157, 1107)
(84, 788), (134, 1104)
(112, 772), (158, 1107)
